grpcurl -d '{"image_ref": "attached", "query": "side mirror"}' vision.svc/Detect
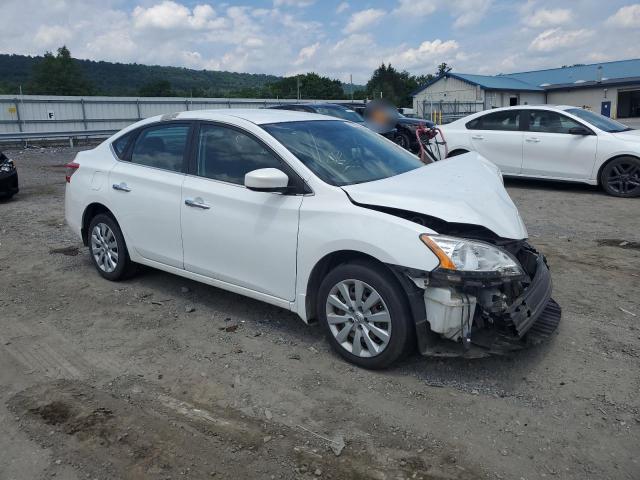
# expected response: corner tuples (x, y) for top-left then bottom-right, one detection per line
(244, 168), (289, 193)
(568, 126), (592, 135)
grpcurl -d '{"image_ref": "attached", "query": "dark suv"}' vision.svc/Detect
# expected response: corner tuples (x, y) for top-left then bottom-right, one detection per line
(0, 151), (19, 199)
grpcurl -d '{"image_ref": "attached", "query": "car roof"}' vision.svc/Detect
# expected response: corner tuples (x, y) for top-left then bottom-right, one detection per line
(174, 108), (337, 125)
(474, 104), (577, 113)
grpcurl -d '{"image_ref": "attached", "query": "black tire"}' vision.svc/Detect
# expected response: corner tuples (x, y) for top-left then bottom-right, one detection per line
(317, 260), (413, 369)
(600, 156), (640, 197)
(447, 149), (469, 158)
(87, 213), (136, 281)
(394, 132), (413, 151)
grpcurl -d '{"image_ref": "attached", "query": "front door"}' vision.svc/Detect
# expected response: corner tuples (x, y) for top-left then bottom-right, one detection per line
(521, 110), (598, 180)
(108, 122), (192, 268)
(601, 101), (611, 118)
(181, 122), (303, 301)
(466, 109), (524, 175)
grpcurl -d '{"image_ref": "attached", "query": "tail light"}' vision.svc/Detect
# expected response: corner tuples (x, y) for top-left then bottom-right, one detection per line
(65, 162), (79, 183)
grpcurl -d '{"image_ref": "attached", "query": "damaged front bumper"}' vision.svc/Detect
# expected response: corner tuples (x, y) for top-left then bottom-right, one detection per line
(404, 244), (561, 357)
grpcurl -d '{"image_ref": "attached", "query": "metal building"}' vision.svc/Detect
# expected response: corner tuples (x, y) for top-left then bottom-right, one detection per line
(413, 59), (640, 123)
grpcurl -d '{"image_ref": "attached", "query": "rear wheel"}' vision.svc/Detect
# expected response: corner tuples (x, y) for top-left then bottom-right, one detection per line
(88, 213), (136, 281)
(600, 156), (640, 197)
(394, 132), (412, 151)
(317, 261), (413, 369)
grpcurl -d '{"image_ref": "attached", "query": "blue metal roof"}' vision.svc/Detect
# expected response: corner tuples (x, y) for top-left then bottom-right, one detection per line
(504, 59), (640, 87)
(412, 59), (640, 97)
(450, 73), (544, 91)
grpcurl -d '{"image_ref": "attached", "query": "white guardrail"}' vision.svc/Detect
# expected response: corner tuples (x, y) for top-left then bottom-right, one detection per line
(0, 95), (356, 144)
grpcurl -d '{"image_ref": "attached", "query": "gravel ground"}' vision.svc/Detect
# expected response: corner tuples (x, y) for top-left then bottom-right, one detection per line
(0, 145), (639, 480)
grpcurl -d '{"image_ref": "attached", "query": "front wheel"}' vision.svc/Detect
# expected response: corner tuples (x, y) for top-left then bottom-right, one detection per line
(88, 213), (136, 281)
(317, 261), (413, 369)
(600, 156), (640, 197)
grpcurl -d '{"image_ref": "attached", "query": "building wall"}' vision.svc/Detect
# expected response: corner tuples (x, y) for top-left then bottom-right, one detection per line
(413, 77), (483, 116)
(483, 91), (545, 108)
(546, 87), (621, 117)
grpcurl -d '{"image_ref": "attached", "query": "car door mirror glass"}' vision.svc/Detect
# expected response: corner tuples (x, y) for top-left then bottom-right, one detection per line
(245, 168), (289, 192)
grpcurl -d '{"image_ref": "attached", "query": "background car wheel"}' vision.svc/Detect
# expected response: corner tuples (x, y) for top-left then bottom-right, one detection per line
(88, 213), (136, 281)
(394, 132), (412, 151)
(317, 260), (413, 369)
(600, 156), (640, 197)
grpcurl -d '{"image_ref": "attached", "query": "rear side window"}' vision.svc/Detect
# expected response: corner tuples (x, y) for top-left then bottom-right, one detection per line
(528, 110), (583, 134)
(466, 110), (520, 131)
(112, 132), (133, 160)
(130, 124), (190, 172)
(196, 124), (284, 185)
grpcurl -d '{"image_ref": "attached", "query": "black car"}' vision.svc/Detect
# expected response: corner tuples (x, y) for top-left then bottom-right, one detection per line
(268, 103), (396, 137)
(0, 151), (18, 199)
(348, 103), (435, 153)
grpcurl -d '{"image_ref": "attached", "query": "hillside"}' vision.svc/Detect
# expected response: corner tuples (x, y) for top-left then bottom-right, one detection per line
(0, 53), (363, 97)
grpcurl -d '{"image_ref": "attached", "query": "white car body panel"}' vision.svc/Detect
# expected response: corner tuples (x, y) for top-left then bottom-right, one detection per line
(441, 105), (639, 186)
(65, 109), (525, 325)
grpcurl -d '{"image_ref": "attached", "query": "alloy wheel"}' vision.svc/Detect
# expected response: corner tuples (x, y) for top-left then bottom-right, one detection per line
(325, 279), (391, 358)
(91, 223), (119, 273)
(607, 161), (640, 195)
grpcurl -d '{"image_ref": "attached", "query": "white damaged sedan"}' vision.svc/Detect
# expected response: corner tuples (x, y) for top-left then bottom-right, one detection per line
(65, 109), (560, 368)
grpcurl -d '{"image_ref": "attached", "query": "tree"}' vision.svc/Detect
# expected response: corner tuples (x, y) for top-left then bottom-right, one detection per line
(29, 46), (93, 95)
(436, 62), (452, 76)
(266, 73), (345, 100)
(139, 79), (175, 97)
(364, 63), (427, 107)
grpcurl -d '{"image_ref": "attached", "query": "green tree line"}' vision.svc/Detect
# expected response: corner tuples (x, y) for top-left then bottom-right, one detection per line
(0, 47), (452, 107)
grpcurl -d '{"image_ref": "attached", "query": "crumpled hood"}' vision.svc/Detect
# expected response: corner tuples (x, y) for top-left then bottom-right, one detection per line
(342, 152), (528, 240)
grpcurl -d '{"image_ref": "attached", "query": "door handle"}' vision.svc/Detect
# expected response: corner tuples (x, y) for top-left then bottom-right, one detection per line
(185, 198), (211, 210)
(525, 137), (540, 143)
(112, 182), (131, 192)
(471, 135), (484, 140)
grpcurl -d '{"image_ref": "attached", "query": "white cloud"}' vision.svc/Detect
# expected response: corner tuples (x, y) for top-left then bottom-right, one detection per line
(529, 28), (593, 52)
(392, 0), (436, 17)
(524, 8), (572, 27)
(343, 8), (385, 34)
(132, 1), (223, 30)
(34, 25), (72, 49)
(605, 4), (640, 28)
(388, 39), (459, 69)
(273, 0), (315, 6)
(336, 2), (349, 14)
(450, 0), (492, 28)
(294, 42), (320, 65)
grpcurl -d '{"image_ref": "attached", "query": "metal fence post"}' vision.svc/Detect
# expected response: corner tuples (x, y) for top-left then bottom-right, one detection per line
(80, 98), (88, 130)
(136, 99), (142, 120)
(14, 98), (23, 132)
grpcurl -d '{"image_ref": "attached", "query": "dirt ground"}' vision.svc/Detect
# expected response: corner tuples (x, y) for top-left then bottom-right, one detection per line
(0, 145), (639, 480)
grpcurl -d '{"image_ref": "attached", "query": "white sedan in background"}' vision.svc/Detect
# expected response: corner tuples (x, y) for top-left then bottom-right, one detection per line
(440, 105), (640, 197)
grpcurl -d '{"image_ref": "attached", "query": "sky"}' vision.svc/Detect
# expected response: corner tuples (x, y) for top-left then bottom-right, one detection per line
(1, 0), (639, 83)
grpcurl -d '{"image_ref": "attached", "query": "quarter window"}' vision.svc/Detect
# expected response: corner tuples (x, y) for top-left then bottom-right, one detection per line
(528, 110), (583, 134)
(466, 110), (520, 131)
(196, 124), (284, 185)
(112, 131), (133, 160)
(130, 124), (190, 172)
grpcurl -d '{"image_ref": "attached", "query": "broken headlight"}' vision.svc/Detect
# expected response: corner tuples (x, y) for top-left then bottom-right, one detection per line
(0, 159), (15, 172)
(420, 234), (524, 277)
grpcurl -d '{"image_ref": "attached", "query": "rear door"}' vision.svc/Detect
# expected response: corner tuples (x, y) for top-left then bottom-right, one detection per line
(465, 110), (524, 174)
(181, 122), (304, 301)
(521, 109), (597, 180)
(108, 122), (192, 268)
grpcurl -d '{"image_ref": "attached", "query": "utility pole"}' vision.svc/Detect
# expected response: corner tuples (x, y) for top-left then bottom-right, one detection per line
(297, 76), (301, 100)
(350, 74), (353, 102)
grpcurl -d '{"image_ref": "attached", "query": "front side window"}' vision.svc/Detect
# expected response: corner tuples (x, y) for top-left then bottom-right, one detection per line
(565, 108), (630, 133)
(262, 120), (424, 186)
(196, 124), (284, 185)
(130, 124), (190, 172)
(528, 110), (583, 134)
(466, 110), (520, 131)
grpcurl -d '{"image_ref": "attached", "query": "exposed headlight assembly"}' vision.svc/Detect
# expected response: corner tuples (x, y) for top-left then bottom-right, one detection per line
(420, 234), (524, 277)
(0, 159), (15, 172)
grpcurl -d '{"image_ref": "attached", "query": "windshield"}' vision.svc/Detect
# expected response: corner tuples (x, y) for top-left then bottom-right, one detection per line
(565, 108), (631, 133)
(262, 120), (424, 186)
(313, 106), (364, 123)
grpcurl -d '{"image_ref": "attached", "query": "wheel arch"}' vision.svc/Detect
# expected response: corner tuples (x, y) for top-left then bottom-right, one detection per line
(596, 154), (640, 186)
(447, 148), (470, 158)
(81, 202), (115, 246)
